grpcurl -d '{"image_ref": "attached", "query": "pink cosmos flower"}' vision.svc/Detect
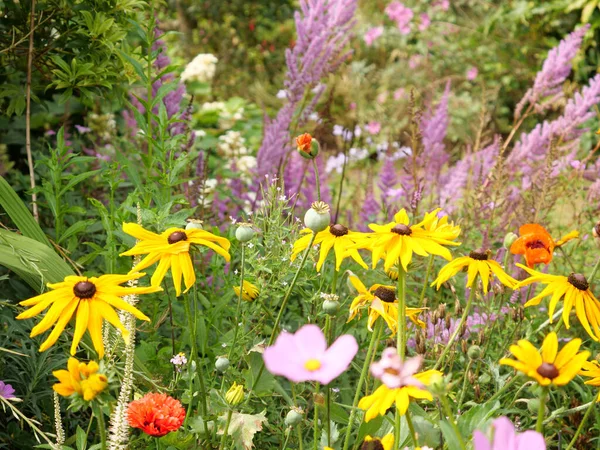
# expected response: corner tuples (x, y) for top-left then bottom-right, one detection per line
(385, 1), (413, 35)
(473, 417), (546, 450)
(419, 13), (431, 31)
(371, 348), (424, 389)
(466, 66), (478, 80)
(366, 121), (381, 135)
(394, 88), (406, 100)
(364, 26), (384, 46)
(263, 324), (358, 385)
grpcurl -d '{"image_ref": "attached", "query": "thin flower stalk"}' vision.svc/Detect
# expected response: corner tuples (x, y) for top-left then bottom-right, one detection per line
(565, 400), (597, 450)
(536, 387), (548, 433)
(397, 263), (407, 358)
(228, 244), (246, 360)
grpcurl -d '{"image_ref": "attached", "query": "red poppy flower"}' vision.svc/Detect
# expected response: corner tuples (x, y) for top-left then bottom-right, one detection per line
(510, 224), (578, 268)
(127, 393), (185, 437)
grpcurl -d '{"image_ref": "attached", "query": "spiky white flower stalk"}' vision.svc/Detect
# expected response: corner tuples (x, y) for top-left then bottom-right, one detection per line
(53, 392), (65, 449)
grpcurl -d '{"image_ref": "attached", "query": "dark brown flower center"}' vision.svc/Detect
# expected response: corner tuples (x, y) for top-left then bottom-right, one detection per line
(73, 281), (96, 299)
(526, 240), (546, 250)
(391, 224), (412, 236)
(469, 250), (489, 261)
(361, 440), (384, 450)
(168, 231), (188, 244)
(373, 286), (396, 303)
(329, 224), (349, 237)
(568, 273), (589, 291)
(536, 362), (559, 380)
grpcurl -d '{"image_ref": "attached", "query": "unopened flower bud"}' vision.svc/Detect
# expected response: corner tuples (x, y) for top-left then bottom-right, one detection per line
(322, 299), (340, 315)
(284, 407), (304, 426)
(186, 219), (204, 230)
(527, 398), (541, 415)
(304, 201), (331, 233)
(296, 133), (320, 159)
(313, 392), (326, 407)
(503, 232), (518, 249)
(235, 223), (256, 242)
(225, 382), (244, 405)
(468, 345), (482, 360)
(428, 373), (449, 397)
(215, 356), (230, 372)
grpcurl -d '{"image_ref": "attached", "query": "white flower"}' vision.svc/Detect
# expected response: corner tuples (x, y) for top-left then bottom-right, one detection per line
(181, 53), (218, 83)
(333, 125), (345, 136)
(278, 195), (287, 201)
(354, 125), (362, 137)
(202, 101), (225, 111)
(349, 147), (369, 162)
(325, 153), (347, 174)
(391, 146), (412, 160)
(308, 112), (320, 122)
(276, 89), (288, 99)
(194, 129), (207, 138)
(236, 156), (257, 173)
(247, 242), (254, 249)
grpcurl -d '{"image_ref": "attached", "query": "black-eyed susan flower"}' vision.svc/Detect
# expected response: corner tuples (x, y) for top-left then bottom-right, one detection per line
(233, 280), (259, 302)
(121, 223), (231, 296)
(500, 332), (589, 386)
(291, 224), (368, 272)
(53, 357), (108, 401)
(431, 249), (517, 293)
(347, 273), (425, 334)
(358, 351), (440, 421)
(358, 209), (460, 272)
(580, 360), (600, 400)
(16, 273), (158, 357)
(515, 264), (600, 341)
(510, 224), (578, 268)
(360, 434), (394, 450)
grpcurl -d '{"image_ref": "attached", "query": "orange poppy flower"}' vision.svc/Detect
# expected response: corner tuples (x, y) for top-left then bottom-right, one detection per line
(296, 133), (312, 154)
(510, 224), (578, 268)
(127, 393), (185, 437)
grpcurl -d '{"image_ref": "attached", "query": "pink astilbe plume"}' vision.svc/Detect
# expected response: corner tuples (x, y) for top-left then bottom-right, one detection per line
(420, 81), (451, 181)
(516, 26), (589, 118)
(263, 324), (358, 385)
(378, 155), (398, 214)
(473, 417), (546, 450)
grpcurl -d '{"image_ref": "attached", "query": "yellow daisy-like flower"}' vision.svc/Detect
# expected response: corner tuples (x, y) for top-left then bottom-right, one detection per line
(514, 264), (600, 341)
(121, 223), (231, 296)
(431, 249), (517, 293)
(16, 273), (158, 357)
(361, 434), (394, 450)
(358, 370), (441, 422)
(358, 208), (461, 272)
(291, 224), (368, 272)
(580, 360), (600, 401)
(499, 332), (589, 386)
(53, 357), (108, 401)
(233, 280), (259, 302)
(347, 274), (425, 334)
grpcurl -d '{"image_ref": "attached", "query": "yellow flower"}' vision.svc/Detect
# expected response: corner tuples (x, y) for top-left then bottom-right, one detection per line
(291, 225), (368, 272)
(225, 382), (245, 405)
(555, 230), (579, 247)
(347, 273), (426, 334)
(514, 264), (600, 341)
(358, 370), (441, 422)
(361, 434), (394, 450)
(121, 223), (231, 296)
(358, 209), (461, 272)
(580, 360), (600, 401)
(233, 280), (260, 302)
(500, 332), (589, 386)
(16, 273), (158, 357)
(431, 249), (517, 293)
(53, 357), (108, 401)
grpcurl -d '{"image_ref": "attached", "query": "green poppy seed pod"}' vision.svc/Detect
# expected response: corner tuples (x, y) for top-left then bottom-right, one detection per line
(503, 232), (518, 249)
(304, 201), (331, 233)
(527, 398), (541, 415)
(322, 299), (340, 315)
(235, 223), (255, 242)
(284, 408), (304, 426)
(186, 219), (204, 231)
(215, 356), (230, 373)
(467, 345), (482, 360)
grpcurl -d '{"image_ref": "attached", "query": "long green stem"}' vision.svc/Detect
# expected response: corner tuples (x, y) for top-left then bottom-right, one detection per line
(313, 383), (320, 450)
(220, 410), (233, 449)
(341, 321), (383, 450)
(247, 233), (317, 400)
(333, 146), (349, 223)
(565, 399), (596, 450)
(324, 315), (332, 447)
(313, 158), (321, 202)
(393, 410), (401, 450)
(434, 281), (477, 370)
(92, 403), (106, 450)
(536, 387), (548, 433)
(456, 359), (473, 411)
(185, 293), (207, 420)
(418, 255), (434, 307)
(589, 254), (600, 284)
(228, 244), (246, 359)
(282, 428), (291, 450)
(397, 263), (406, 359)
(405, 410), (418, 447)
(439, 394), (467, 450)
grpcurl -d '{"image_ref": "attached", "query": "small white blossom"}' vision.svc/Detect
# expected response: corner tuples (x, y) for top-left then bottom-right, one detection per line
(276, 89), (288, 99)
(181, 53), (218, 83)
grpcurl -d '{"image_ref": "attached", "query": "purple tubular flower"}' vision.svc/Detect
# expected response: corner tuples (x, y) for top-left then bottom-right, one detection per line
(473, 416), (546, 450)
(359, 187), (380, 231)
(516, 26), (589, 118)
(256, 0), (358, 177)
(0, 380), (16, 399)
(263, 324), (358, 385)
(378, 155), (397, 212)
(370, 348), (424, 389)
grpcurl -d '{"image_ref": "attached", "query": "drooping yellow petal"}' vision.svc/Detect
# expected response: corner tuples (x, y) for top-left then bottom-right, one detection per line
(70, 300), (90, 355)
(39, 299), (79, 353)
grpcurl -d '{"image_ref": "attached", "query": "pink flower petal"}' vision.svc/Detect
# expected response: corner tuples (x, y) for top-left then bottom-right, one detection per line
(473, 431), (492, 450)
(516, 431), (546, 450)
(317, 334), (358, 384)
(293, 324), (327, 360)
(491, 417), (517, 450)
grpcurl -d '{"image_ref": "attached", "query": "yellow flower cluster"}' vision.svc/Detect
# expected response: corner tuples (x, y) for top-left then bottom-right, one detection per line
(53, 358), (108, 401)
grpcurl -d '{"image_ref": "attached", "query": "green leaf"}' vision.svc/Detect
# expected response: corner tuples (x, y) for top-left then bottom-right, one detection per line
(58, 220), (94, 244)
(59, 169), (102, 197)
(76, 425), (87, 450)
(439, 420), (464, 450)
(457, 400), (500, 437)
(0, 175), (51, 247)
(117, 49), (148, 84)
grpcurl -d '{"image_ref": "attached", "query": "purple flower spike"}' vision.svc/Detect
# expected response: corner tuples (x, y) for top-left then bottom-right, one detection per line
(370, 348), (424, 389)
(0, 380), (16, 399)
(263, 324), (358, 385)
(473, 417), (546, 450)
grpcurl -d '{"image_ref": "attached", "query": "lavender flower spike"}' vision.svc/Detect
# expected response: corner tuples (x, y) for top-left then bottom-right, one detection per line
(515, 25), (589, 118)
